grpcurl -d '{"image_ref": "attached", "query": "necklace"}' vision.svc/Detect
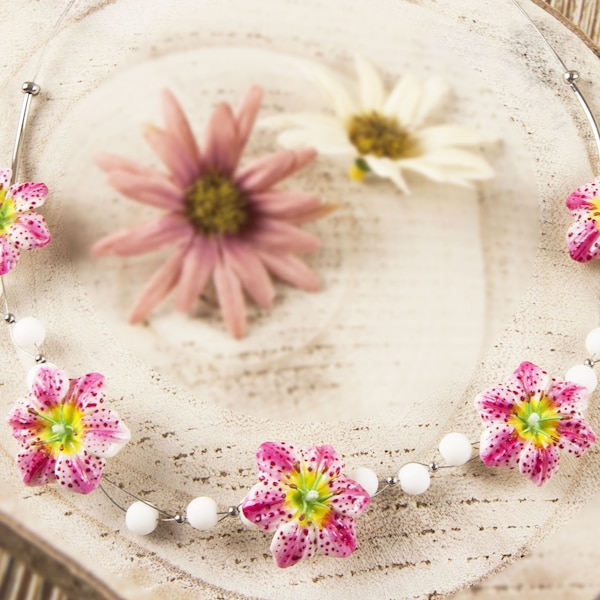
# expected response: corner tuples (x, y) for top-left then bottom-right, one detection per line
(1, 0), (600, 596)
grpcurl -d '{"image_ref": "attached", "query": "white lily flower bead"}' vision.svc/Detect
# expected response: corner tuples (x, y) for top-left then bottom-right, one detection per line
(439, 433), (472, 466)
(585, 327), (600, 355)
(12, 316), (46, 352)
(565, 364), (598, 394)
(26, 362), (58, 389)
(126, 501), (159, 535)
(398, 463), (430, 495)
(352, 467), (379, 497)
(187, 496), (218, 530)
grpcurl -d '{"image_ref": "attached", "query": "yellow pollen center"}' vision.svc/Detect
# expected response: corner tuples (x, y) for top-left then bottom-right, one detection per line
(283, 464), (334, 528)
(589, 197), (600, 223)
(347, 111), (418, 160)
(0, 189), (17, 235)
(508, 395), (561, 449)
(184, 170), (249, 236)
(37, 401), (86, 456)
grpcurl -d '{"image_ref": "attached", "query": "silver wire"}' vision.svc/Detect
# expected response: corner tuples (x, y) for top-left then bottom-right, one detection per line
(510, 0), (600, 163)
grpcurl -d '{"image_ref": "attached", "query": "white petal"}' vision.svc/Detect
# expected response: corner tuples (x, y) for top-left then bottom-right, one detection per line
(310, 63), (358, 122)
(421, 149), (495, 180)
(364, 156), (410, 193)
(412, 77), (451, 126)
(415, 124), (486, 151)
(395, 158), (449, 183)
(354, 55), (385, 111)
(383, 73), (423, 126)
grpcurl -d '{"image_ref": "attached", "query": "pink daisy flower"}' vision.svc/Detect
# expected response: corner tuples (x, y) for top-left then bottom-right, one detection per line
(92, 87), (333, 339)
(474, 361), (596, 486)
(241, 441), (371, 568)
(6, 366), (130, 494)
(0, 168), (50, 275)
(566, 175), (600, 262)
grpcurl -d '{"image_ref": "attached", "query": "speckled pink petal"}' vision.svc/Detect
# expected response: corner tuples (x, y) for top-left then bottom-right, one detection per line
(144, 125), (199, 188)
(106, 169), (186, 211)
(17, 449), (57, 487)
(257, 252), (320, 292)
(9, 212), (51, 250)
(91, 214), (193, 257)
(518, 442), (560, 486)
(249, 190), (321, 220)
(203, 103), (239, 176)
(241, 481), (289, 533)
(161, 90), (201, 166)
(0, 168), (11, 188)
(0, 236), (20, 276)
(317, 513), (357, 558)
(83, 408), (131, 457)
(566, 215), (600, 262)
(55, 450), (106, 494)
(67, 372), (105, 411)
(270, 520), (317, 568)
(9, 182), (48, 211)
(474, 384), (519, 424)
(30, 366), (69, 412)
(547, 380), (589, 414)
(507, 361), (549, 402)
(301, 444), (344, 479)
(245, 218), (320, 255)
(213, 253), (247, 339)
(7, 397), (44, 448)
(479, 423), (524, 469)
(566, 176), (600, 210)
(234, 86), (264, 163)
(255, 442), (299, 480)
(175, 236), (218, 313)
(129, 244), (190, 324)
(327, 476), (371, 517)
(222, 239), (275, 309)
(557, 417), (596, 457)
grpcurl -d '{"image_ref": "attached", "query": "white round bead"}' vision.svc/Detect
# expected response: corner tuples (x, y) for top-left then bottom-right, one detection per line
(26, 362), (57, 389)
(585, 327), (600, 356)
(125, 501), (159, 536)
(351, 467), (379, 497)
(398, 463), (431, 495)
(565, 364), (598, 394)
(12, 317), (46, 351)
(439, 432), (472, 466)
(187, 496), (218, 530)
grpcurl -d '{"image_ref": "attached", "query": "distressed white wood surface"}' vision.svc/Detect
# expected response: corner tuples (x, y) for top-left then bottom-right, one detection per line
(1, 1), (600, 599)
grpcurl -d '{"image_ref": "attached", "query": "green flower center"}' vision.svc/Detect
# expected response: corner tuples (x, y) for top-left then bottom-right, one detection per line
(184, 170), (249, 236)
(284, 464), (335, 527)
(0, 189), (17, 235)
(347, 111), (418, 160)
(508, 395), (561, 449)
(36, 402), (86, 456)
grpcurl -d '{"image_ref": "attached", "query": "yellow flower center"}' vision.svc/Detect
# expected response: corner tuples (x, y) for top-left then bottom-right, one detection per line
(0, 189), (17, 235)
(347, 111), (419, 160)
(36, 402), (86, 456)
(283, 463), (334, 528)
(184, 170), (249, 236)
(589, 197), (600, 222)
(508, 395), (561, 449)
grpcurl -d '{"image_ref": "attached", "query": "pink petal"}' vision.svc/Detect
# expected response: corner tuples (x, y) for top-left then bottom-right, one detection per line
(9, 182), (48, 211)
(83, 408), (131, 457)
(566, 216), (600, 262)
(161, 90), (201, 166)
(30, 366), (69, 412)
(284, 202), (339, 227)
(95, 153), (156, 176)
(203, 103), (239, 176)
(317, 513), (357, 558)
(244, 218), (320, 254)
(547, 380), (589, 414)
(67, 372), (105, 411)
(175, 236), (218, 313)
(7, 398), (43, 448)
(557, 417), (596, 457)
(222, 239), (275, 309)
(474, 384), (519, 424)
(241, 481), (289, 533)
(55, 451), (106, 494)
(213, 252), (247, 339)
(507, 361), (549, 402)
(257, 252), (320, 292)
(91, 214), (193, 257)
(301, 444), (345, 479)
(17, 449), (57, 487)
(479, 423), (524, 469)
(566, 176), (600, 210)
(249, 190), (321, 220)
(327, 475), (371, 517)
(518, 443), (560, 486)
(270, 520), (317, 568)
(9, 212), (51, 250)
(0, 168), (11, 188)
(237, 148), (317, 193)
(106, 169), (186, 211)
(234, 86), (264, 161)
(0, 236), (19, 276)
(128, 244), (189, 323)
(255, 441), (300, 480)
(144, 125), (199, 188)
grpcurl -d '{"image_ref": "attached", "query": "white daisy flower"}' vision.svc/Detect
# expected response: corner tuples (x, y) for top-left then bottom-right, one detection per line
(265, 56), (494, 193)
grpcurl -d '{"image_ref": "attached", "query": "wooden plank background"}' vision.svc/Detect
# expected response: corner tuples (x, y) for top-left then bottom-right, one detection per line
(0, 1), (598, 600)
